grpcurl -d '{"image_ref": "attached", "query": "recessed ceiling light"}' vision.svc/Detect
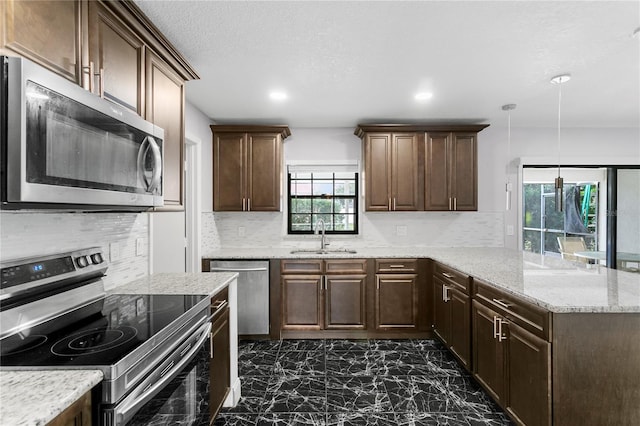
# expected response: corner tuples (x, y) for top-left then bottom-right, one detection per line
(269, 91), (287, 101)
(414, 92), (433, 101)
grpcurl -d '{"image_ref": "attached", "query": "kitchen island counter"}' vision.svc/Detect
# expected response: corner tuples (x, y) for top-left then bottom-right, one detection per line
(0, 370), (103, 426)
(203, 247), (640, 313)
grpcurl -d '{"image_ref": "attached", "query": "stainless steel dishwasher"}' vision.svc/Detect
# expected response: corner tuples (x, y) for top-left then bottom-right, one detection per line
(209, 260), (270, 336)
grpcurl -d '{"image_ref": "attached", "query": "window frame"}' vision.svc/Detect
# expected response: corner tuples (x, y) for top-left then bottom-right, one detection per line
(287, 171), (359, 235)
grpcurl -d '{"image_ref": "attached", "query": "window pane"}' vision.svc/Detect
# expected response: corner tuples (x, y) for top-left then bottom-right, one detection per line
(313, 180), (333, 196)
(313, 214), (332, 231)
(335, 214), (356, 231)
(334, 198), (354, 213)
(312, 199), (333, 214)
(291, 180), (312, 196)
(291, 197), (312, 213)
(334, 179), (356, 195)
(523, 230), (541, 253)
(545, 231), (562, 254)
(523, 184), (542, 228)
(291, 214), (312, 231)
(544, 195), (564, 231)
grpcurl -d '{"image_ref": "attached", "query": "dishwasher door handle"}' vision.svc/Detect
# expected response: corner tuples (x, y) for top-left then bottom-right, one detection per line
(209, 267), (269, 272)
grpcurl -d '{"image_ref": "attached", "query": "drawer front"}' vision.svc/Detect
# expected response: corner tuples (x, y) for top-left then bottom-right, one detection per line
(474, 280), (551, 341)
(211, 287), (229, 319)
(434, 262), (470, 294)
(281, 259), (323, 274)
(375, 259), (417, 273)
(325, 259), (367, 274)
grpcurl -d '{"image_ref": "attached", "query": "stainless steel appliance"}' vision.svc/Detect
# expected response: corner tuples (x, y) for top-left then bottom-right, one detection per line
(0, 248), (213, 425)
(0, 56), (164, 210)
(209, 260), (269, 336)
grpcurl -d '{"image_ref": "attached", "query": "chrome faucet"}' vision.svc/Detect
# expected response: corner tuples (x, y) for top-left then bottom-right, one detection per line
(314, 219), (328, 250)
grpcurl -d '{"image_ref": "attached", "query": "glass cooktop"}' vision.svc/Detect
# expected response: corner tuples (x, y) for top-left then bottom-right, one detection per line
(0, 293), (208, 367)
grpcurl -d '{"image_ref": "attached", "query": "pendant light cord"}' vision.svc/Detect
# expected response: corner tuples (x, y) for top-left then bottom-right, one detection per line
(557, 81), (562, 178)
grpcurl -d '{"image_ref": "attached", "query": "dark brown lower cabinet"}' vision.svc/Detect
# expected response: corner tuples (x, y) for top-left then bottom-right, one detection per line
(375, 273), (418, 330)
(472, 298), (551, 426)
(48, 390), (92, 426)
(324, 275), (367, 329)
(209, 292), (230, 422)
(281, 274), (323, 330)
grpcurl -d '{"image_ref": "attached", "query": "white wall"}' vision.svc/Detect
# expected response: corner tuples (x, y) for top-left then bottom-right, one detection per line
(618, 169), (640, 253)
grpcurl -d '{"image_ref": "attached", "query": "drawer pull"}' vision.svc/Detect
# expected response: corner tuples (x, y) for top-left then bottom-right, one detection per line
(442, 272), (454, 279)
(388, 264), (406, 268)
(212, 300), (226, 310)
(492, 298), (512, 309)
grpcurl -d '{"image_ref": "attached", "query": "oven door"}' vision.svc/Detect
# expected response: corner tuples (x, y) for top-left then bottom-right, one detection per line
(100, 321), (211, 426)
(3, 56), (164, 208)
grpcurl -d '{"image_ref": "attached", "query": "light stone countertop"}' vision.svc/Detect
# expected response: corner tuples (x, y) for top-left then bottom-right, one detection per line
(202, 247), (640, 313)
(0, 370), (103, 426)
(0, 272), (237, 426)
(108, 271), (238, 297)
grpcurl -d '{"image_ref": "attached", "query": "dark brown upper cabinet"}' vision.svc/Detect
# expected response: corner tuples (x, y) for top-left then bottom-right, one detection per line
(211, 125), (291, 212)
(355, 124), (488, 212)
(361, 132), (423, 211)
(2, 1), (199, 210)
(145, 50), (185, 208)
(425, 131), (480, 211)
(1, 0), (82, 84)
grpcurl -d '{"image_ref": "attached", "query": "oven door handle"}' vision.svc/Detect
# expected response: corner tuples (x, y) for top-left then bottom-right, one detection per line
(114, 321), (212, 425)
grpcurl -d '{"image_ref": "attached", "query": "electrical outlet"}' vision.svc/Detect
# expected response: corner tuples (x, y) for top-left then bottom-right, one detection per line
(238, 226), (246, 237)
(396, 225), (407, 236)
(506, 225), (514, 236)
(136, 238), (144, 256)
(109, 242), (120, 262)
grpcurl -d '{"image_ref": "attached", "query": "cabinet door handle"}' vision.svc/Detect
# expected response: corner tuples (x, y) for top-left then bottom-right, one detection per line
(247, 198), (251, 211)
(454, 197), (457, 211)
(442, 285), (450, 302)
(493, 316), (500, 339)
(88, 61), (95, 93)
(492, 298), (512, 309)
(393, 198), (396, 210)
(388, 197), (392, 211)
(497, 318), (508, 342)
(210, 333), (214, 359)
(96, 67), (104, 98)
(242, 198), (246, 211)
(442, 272), (454, 279)
(449, 197), (452, 211)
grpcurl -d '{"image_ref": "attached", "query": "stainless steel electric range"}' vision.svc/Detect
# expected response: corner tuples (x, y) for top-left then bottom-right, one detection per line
(0, 248), (212, 425)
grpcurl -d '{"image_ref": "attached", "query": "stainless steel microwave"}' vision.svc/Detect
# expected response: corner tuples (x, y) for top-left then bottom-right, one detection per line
(1, 56), (164, 210)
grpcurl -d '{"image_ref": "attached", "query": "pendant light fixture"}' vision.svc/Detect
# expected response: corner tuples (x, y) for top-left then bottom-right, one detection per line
(502, 104), (516, 211)
(550, 73), (571, 212)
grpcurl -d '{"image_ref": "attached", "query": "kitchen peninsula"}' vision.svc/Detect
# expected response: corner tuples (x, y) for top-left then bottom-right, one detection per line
(204, 246), (640, 426)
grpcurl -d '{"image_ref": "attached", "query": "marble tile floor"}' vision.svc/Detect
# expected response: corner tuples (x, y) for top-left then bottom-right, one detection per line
(214, 339), (515, 426)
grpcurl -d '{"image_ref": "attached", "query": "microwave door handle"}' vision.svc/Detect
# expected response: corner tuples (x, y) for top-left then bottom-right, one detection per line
(137, 137), (152, 190)
(147, 137), (162, 193)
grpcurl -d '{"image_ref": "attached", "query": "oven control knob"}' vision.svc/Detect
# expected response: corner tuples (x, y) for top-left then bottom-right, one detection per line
(75, 256), (89, 268)
(90, 253), (104, 265)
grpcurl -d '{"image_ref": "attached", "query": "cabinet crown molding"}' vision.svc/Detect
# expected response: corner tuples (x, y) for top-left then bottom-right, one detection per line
(210, 125), (291, 140)
(354, 124), (490, 139)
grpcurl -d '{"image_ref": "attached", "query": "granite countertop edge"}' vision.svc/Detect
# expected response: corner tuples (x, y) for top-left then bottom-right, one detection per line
(0, 370), (103, 426)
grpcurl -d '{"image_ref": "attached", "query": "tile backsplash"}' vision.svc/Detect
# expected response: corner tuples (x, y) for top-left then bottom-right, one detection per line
(0, 211), (149, 290)
(202, 211), (504, 250)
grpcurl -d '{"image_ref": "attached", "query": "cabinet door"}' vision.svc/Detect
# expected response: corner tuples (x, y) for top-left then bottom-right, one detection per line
(281, 275), (323, 330)
(391, 133), (422, 210)
(47, 390), (91, 426)
(364, 133), (392, 211)
(506, 323), (551, 426)
(472, 300), (506, 405)
(1, 0), (81, 84)
(375, 274), (418, 330)
(325, 274), (366, 330)
(210, 308), (230, 420)
(213, 133), (245, 211)
(88, 1), (144, 114)
(146, 50), (184, 208)
(450, 133), (477, 211)
(432, 276), (450, 344)
(424, 132), (451, 211)
(449, 287), (471, 370)
(247, 133), (281, 211)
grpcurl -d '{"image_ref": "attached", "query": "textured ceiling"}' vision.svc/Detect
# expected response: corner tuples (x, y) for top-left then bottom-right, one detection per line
(134, 1), (640, 128)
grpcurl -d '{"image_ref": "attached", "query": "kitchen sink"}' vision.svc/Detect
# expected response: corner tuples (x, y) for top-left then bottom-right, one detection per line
(290, 248), (358, 255)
